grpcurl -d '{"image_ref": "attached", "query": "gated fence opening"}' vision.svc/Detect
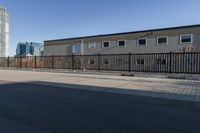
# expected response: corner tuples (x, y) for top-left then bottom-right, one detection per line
(0, 52), (200, 74)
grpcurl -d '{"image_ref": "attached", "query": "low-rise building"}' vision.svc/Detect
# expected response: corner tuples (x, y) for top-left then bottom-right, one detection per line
(44, 24), (200, 56)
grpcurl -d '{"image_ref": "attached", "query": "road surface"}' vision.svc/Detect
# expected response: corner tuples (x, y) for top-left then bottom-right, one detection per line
(0, 80), (199, 133)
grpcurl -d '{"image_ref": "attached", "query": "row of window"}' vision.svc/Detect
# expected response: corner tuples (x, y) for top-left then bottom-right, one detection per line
(88, 40), (127, 49)
(97, 58), (192, 65)
(88, 34), (193, 49)
(89, 58), (167, 65)
(99, 58), (194, 66)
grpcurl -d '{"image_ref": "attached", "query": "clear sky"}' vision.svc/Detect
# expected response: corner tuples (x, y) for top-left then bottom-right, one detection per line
(1, 0), (200, 56)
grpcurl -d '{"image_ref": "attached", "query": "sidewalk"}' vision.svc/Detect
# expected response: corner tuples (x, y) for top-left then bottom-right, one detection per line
(0, 69), (200, 102)
(1, 67), (200, 80)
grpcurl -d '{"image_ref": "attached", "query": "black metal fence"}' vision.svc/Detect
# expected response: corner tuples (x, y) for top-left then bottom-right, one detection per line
(0, 52), (200, 74)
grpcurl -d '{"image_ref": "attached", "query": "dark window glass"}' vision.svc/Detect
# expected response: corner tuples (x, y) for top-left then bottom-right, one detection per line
(118, 41), (126, 47)
(138, 39), (146, 45)
(158, 37), (167, 44)
(181, 35), (192, 43)
(137, 59), (144, 65)
(89, 59), (95, 64)
(102, 59), (109, 65)
(156, 59), (166, 65)
(102, 42), (110, 48)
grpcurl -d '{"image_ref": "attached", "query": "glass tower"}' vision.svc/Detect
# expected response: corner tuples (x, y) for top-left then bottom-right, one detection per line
(16, 42), (43, 56)
(0, 6), (9, 57)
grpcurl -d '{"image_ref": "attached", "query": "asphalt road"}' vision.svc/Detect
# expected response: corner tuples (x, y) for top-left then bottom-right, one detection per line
(0, 80), (199, 133)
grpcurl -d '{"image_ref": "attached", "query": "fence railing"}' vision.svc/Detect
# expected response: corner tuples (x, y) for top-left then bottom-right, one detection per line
(0, 52), (200, 74)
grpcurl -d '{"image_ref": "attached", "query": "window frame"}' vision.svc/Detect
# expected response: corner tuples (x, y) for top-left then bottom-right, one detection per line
(89, 59), (95, 65)
(102, 58), (109, 65)
(156, 58), (166, 65)
(136, 59), (145, 65)
(72, 43), (81, 54)
(157, 36), (168, 45)
(137, 38), (147, 46)
(102, 41), (110, 48)
(117, 40), (126, 47)
(88, 42), (96, 49)
(180, 34), (193, 44)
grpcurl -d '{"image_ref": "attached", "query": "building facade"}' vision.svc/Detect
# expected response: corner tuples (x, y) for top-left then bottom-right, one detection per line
(16, 42), (30, 56)
(44, 25), (200, 56)
(16, 42), (43, 56)
(29, 42), (44, 56)
(0, 6), (9, 57)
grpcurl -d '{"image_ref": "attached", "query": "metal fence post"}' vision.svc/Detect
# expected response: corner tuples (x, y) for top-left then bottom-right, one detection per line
(98, 53), (101, 71)
(34, 55), (37, 69)
(52, 55), (54, 69)
(128, 52), (132, 72)
(169, 51), (172, 73)
(20, 56), (22, 68)
(72, 54), (74, 70)
(7, 56), (9, 68)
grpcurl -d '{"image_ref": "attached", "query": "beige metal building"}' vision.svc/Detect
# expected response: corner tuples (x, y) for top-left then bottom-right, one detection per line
(44, 25), (200, 56)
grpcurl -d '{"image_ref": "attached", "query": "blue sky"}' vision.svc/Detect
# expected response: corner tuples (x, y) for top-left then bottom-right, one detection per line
(1, 0), (200, 56)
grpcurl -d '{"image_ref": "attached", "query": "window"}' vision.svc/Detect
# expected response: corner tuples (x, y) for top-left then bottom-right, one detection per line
(116, 58), (128, 65)
(102, 59), (109, 65)
(138, 38), (147, 46)
(157, 37), (168, 45)
(156, 59), (166, 65)
(137, 59), (144, 65)
(72, 44), (81, 53)
(180, 34), (193, 43)
(117, 40), (126, 47)
(89, 59), (95, 64)
(102, 41), (110, 48)
(88, 42), (96, 49)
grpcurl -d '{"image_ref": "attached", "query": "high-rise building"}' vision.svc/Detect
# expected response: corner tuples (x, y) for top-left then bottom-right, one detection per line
(0, 6), (9, 57)
(16, 42), (30, 56)
(16, 42), (43, 56)
(29, 42), (44, 56)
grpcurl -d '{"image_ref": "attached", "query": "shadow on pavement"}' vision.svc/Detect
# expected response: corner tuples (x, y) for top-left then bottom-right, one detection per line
(0, 81), (199, 133)
(32, 81), (199, 103)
